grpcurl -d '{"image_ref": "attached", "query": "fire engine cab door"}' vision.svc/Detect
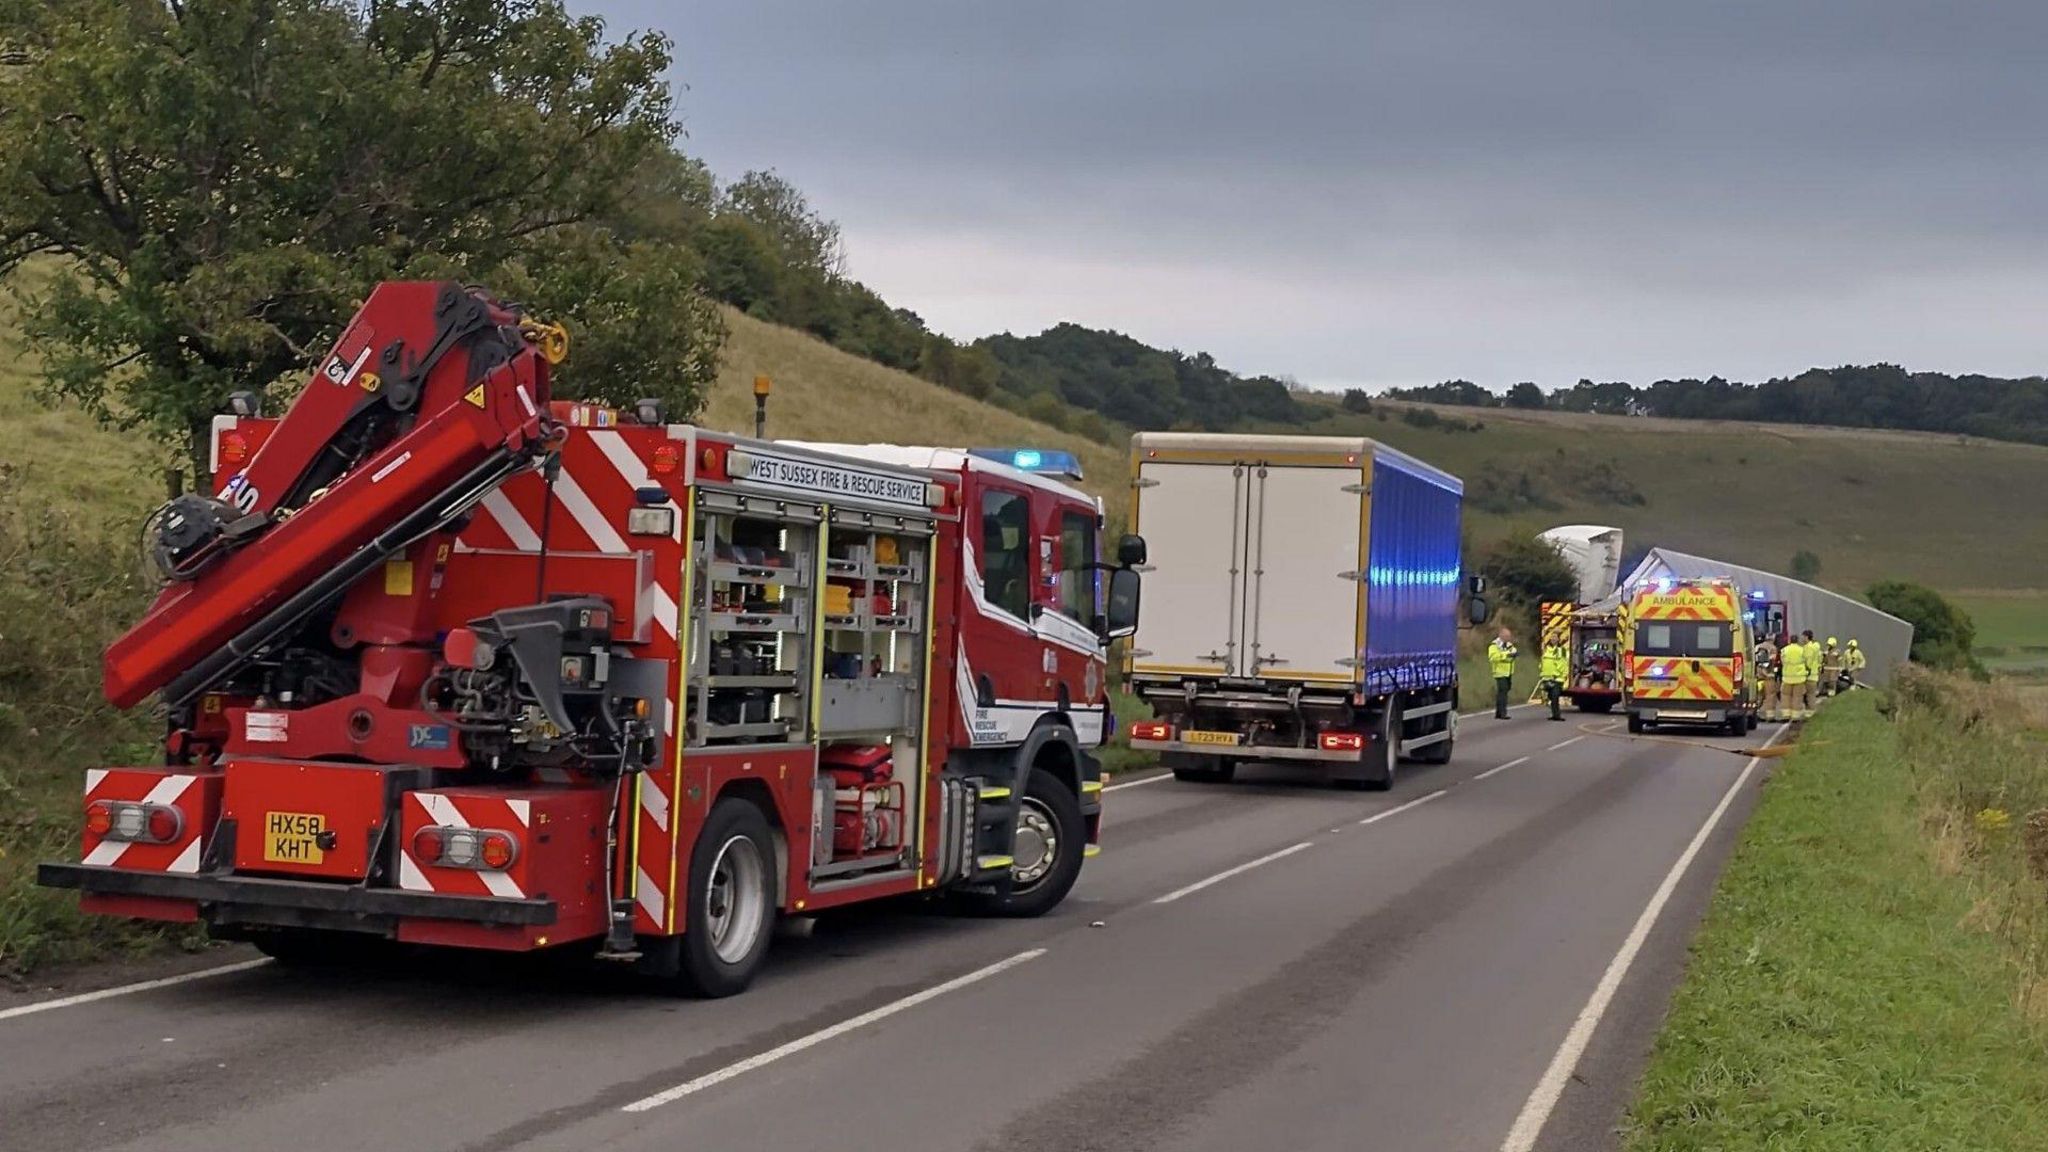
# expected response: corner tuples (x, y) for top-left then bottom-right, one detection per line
(1130, 462), (1251, 676)
(1242, 464), (1364, 683)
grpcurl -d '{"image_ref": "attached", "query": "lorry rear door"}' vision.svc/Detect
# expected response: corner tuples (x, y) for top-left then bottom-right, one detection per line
(1131, 462), (1249, 675)
(1243, 464), (1363, 682)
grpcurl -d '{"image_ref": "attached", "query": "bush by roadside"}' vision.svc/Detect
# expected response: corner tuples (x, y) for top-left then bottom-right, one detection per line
(1625, 682), (2048, 1150)
(0, 467), (201, 976)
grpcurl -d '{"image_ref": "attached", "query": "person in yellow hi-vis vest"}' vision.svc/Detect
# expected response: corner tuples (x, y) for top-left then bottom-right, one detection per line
(1540, 641), (1570, 722)
(1844, 638), (1867, 688)
(1488, 628), (1519, 720)
(1801, 631), (1823, 709)
(1780, 632), (1813, 719)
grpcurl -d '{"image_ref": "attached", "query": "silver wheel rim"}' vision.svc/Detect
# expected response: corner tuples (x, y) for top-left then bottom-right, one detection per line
(1012, 798), (1059, 890)
(705, 834), (769, 964)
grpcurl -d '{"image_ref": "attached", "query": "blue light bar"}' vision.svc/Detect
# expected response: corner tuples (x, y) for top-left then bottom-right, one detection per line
(966, 447), (1084, 481)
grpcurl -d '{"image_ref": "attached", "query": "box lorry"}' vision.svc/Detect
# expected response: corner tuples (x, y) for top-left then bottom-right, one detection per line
(1123, 433), (1467, 789)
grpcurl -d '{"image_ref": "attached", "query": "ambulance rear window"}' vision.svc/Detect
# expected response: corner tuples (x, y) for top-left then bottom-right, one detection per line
(1636, 622), (1732, 657)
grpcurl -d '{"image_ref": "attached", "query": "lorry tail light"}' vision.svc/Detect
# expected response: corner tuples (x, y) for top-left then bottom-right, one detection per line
(414, 825), (518, 872)
(1131, 721), (1171, 741)
(88, 800), (183, 844)
(1319, 731), (1366, 752)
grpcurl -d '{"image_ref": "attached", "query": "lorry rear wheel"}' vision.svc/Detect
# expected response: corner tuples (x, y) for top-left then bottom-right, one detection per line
(960, 767), (1086, 918)
(1336, 700), (1397, 791)
(677, 798), (777, 998)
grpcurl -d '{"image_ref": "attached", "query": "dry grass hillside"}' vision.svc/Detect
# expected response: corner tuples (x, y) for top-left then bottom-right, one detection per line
(703, 308), (1127, 523)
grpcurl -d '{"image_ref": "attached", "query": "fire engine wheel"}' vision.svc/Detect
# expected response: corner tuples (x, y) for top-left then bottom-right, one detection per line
(962, 767), (1085, 919)
(678, 798), (777, 998)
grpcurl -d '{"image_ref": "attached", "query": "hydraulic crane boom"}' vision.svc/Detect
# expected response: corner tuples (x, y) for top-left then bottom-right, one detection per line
(103, 282), (558, 710)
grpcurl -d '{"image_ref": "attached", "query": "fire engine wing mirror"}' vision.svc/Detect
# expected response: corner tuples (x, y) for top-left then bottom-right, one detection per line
(1116, 533), (1147, 568)
(1467, 596), (1492, 626)
(1101, 567), (1141, 641)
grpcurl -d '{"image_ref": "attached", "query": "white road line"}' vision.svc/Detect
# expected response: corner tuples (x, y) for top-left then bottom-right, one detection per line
(0, 959), (272, 1023)
(1498, 723), (1790, 1152)
(1545, 735), (1586, 752)
(1357, 788), (1447, 826)
(1104, 771), (1172, 792)
(1152, 842), (1314, 905)
(1473, 755), (1531, 782)
(622, 949), (1046, 1113)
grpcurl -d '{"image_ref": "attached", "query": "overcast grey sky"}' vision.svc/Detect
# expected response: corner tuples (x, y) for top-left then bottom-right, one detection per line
(588, 1), (2047, 390)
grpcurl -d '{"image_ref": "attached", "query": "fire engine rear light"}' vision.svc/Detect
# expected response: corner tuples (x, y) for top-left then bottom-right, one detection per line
(1131, 721), (1172, 741)
(218, 431), (249, 466)
(651, 444), (681, 475)
(414, 826), (518, 872)
(1319, 731), (1366, 752)
(88, 800), (183, 844)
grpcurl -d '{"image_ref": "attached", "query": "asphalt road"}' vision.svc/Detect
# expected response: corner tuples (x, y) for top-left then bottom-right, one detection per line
(0, 710), (1782, 1152)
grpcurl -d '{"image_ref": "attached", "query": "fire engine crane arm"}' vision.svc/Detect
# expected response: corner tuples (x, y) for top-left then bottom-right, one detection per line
(102, 282), (558, 711)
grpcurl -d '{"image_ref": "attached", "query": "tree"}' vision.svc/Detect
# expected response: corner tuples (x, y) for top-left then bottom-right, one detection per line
(1340, 388), (1373, 414)
(1866, 580), (1980, 674)
(0, 0), (722, 475)
(1505, 381), (1546, 410)
(1790, 549), (1823, 583)
(1477, 532), (1580, 612)
(717, 169), (843, 281)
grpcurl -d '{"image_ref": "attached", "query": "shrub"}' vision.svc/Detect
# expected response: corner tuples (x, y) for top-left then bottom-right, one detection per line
(1867, 579), (1983, 676)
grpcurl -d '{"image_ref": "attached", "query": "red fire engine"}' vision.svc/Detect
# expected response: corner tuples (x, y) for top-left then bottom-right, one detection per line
(39, 282), (1143, 996)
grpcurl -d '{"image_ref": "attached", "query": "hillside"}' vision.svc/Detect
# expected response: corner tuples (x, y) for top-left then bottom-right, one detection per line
(704, 309), (1127, 523)
(1280, 400), (2048, 591)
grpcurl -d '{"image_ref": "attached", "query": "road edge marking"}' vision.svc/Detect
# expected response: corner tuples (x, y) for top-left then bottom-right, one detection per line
(621, 949), (1047, 1112)
(1104, 771), (1173, 792)
(1152, 842), (1314, 905)
(0, 958), (273, 1024)
(1497, 722), (1790, 1152)
(1545, 735), (1586, 752)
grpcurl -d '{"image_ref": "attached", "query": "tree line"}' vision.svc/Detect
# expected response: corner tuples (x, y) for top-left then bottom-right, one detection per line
(1380, 367), (2048, 447)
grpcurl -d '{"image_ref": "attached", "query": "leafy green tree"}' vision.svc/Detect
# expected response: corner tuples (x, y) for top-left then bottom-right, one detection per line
(1505, 382), (1546, 409)
(1477, 532), (1580, 611)
(1340, 388), (1373, 414)
(1790, 549), (1823, 583)
(717, 169), (843, 281)
(0, 0), (722, 475)
(1866, 580), (1980, 674)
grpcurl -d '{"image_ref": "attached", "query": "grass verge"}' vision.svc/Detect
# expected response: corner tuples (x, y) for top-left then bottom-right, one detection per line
(1625, 687), (2048, 1150)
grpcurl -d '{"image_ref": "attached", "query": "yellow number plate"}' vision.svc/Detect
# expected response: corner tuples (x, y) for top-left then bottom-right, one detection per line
(264, 811), (327, 865)
(1182, 730), (1242, 747)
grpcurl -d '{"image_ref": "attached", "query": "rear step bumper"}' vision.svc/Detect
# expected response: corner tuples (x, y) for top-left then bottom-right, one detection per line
(38, 863), (555, 926)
